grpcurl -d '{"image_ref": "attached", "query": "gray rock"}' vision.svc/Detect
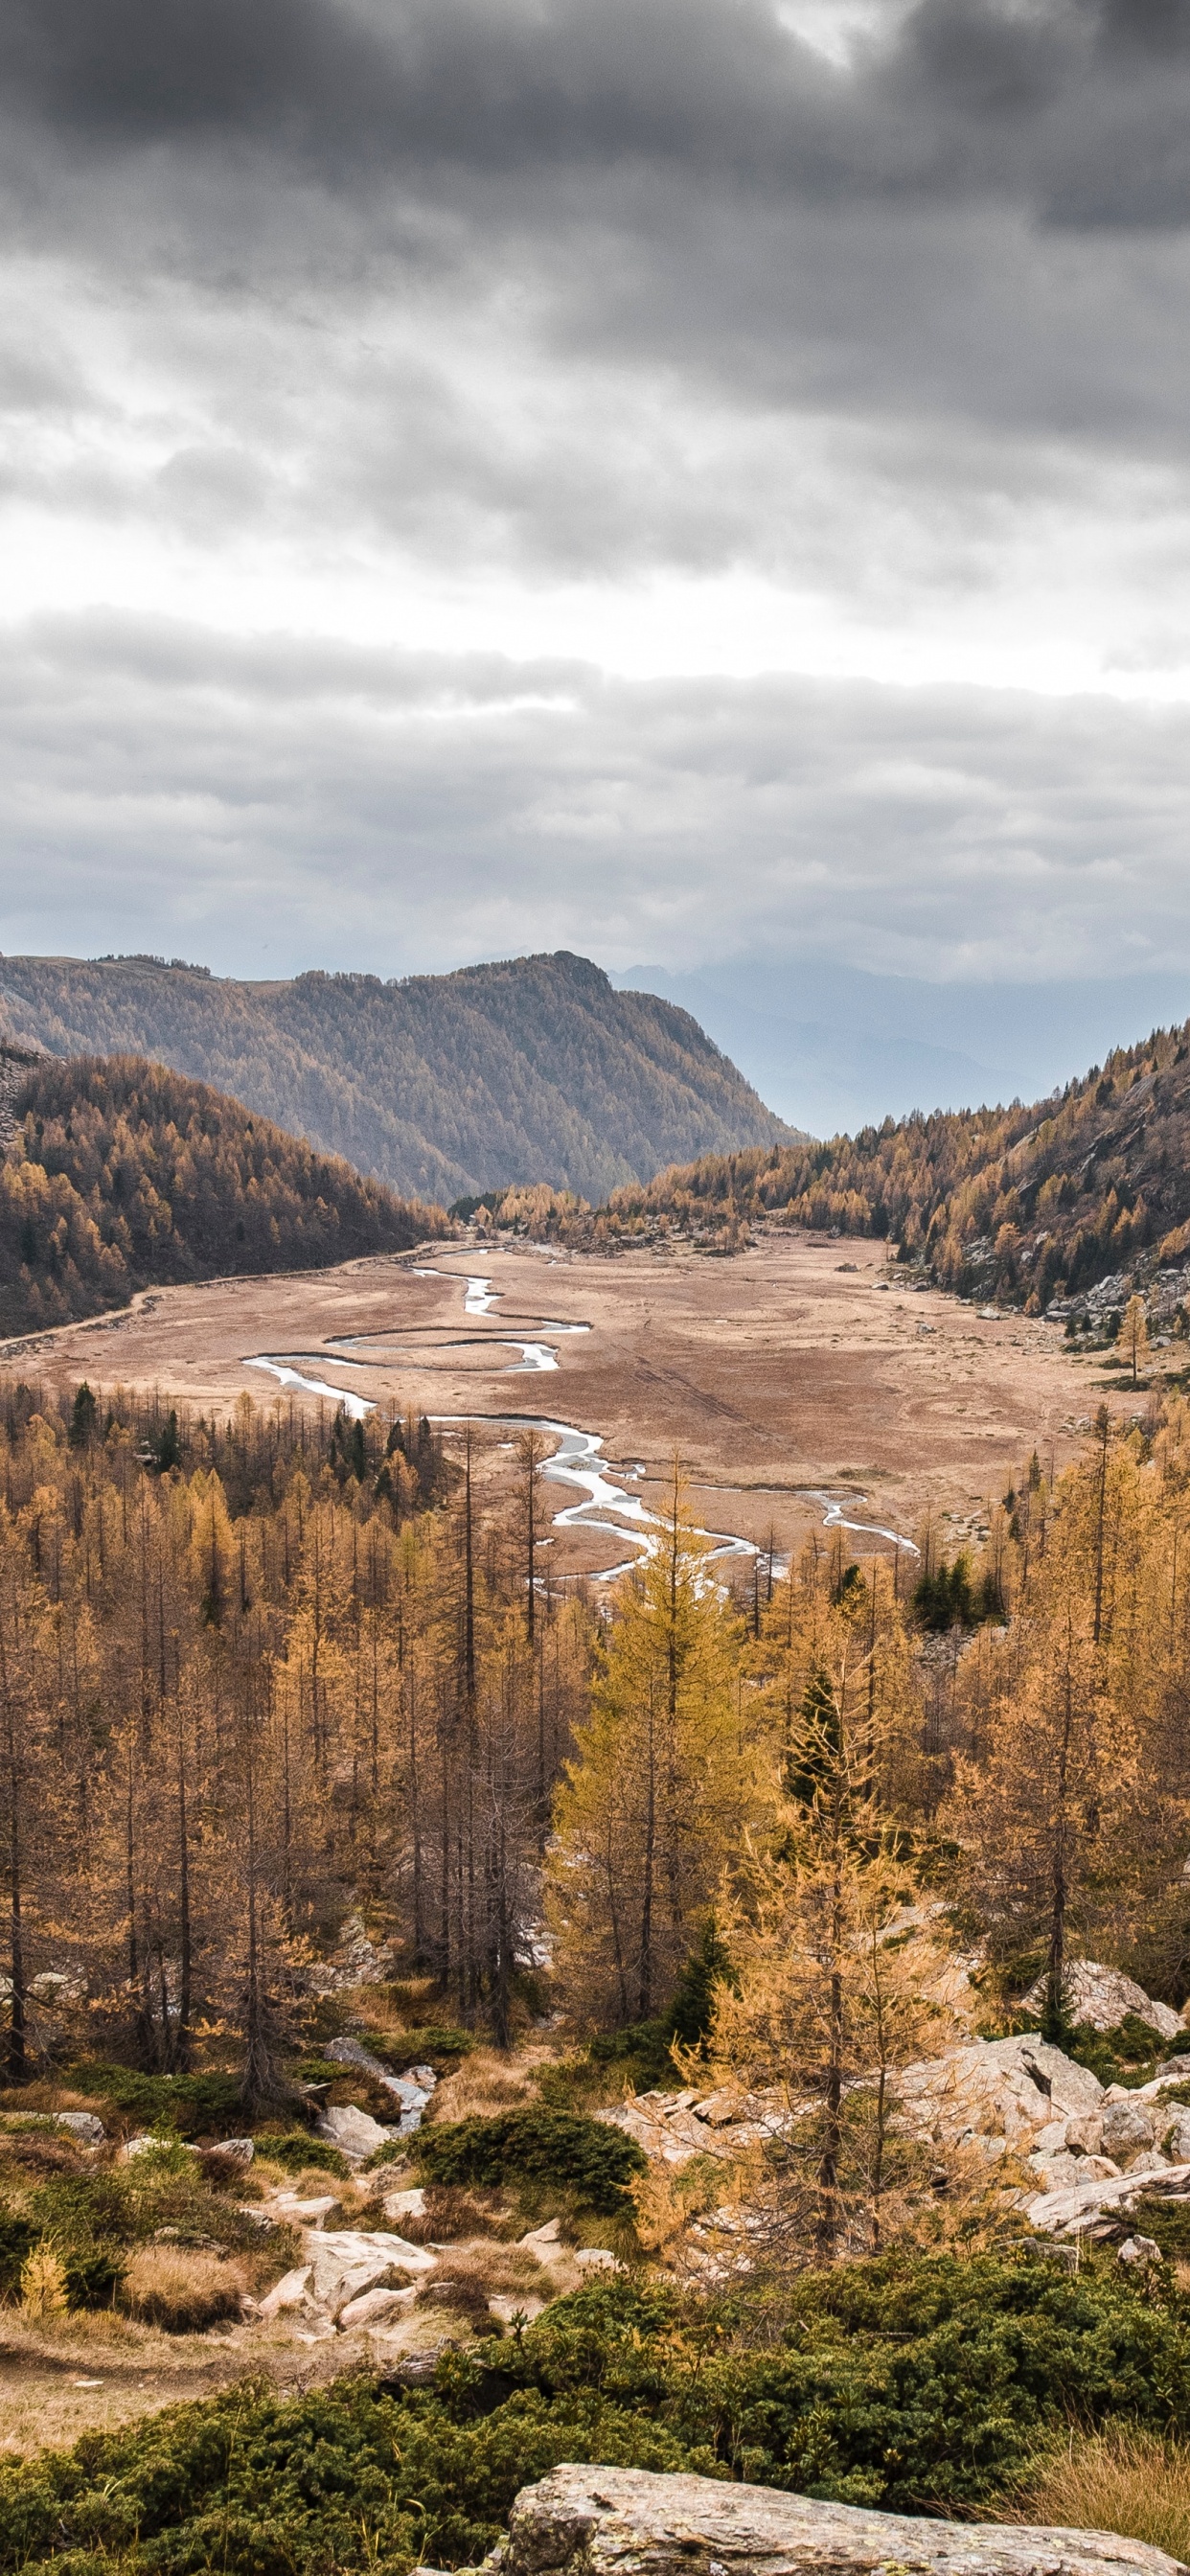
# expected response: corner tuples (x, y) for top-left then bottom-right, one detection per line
(54, 2111), (104, 2144)
(484, 2464), (1186, 2576)
(1118, 2235), (1162, 2266)
(323, 2036), (436, 2135)
(1102, 2101), (1156, 2160)
(316, 2103), (396, 2162)
(1024, 1962), (1182, 2042)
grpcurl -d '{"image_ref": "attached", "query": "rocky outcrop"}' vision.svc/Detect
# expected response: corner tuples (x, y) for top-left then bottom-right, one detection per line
(255, 2225), (436, 2333)
(1022, 1963), (1184, 2043)
(482, 2465), (1185, 2576)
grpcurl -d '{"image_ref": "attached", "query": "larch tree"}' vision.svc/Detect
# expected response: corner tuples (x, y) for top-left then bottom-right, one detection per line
(547, 1469), (763, 2027)
(702, 1642), (956, 2260)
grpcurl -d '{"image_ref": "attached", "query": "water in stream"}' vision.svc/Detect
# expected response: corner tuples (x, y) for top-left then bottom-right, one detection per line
(244, 1258), (912, 1573)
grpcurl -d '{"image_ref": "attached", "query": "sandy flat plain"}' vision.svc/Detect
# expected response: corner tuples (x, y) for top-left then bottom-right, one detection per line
(0, 1230), (1131, 1576)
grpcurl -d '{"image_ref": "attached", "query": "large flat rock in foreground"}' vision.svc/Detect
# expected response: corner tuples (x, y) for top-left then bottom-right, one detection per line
(486, 2465), (1184, 2576)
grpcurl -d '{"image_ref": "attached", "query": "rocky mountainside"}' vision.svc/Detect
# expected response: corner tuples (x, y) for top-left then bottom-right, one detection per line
(0, 951), (794, 1207)
(0, 1050), (446, 1337)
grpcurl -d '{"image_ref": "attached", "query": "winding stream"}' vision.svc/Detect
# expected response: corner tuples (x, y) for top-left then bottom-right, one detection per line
(244, 1258), (912, 1574)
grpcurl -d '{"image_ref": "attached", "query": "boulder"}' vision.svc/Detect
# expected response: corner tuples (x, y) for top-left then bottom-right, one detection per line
(1160, 2112), (1190, 2161)
(257, 2265), (313, 2320)
(1101, 2101), (1156, 2161)
(1026, 2157), (1190, 2234)
(338, 2284), (419, 2330)
(483, 2464), (1186, 2576)
(305, 2226), (437, 2320)
(316, 2104), (397, 2162)
(896, 2035), (1104, 2156)
(1023, 1962), (1182, 2043)
(54, 2111), (104, 2145)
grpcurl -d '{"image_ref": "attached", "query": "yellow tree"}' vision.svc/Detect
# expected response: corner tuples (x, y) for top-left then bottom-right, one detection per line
(547, 1471), (762, 2026)
(1116, 1294), (1150, 1388)
(704, 1644), (955, 2258)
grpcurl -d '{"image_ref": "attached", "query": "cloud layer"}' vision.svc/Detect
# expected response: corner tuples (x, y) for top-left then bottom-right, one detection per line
(2, 0), (1190, 1000)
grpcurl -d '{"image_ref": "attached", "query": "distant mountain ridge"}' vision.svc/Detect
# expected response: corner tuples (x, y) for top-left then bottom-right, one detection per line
(0, 1051), (446, 1337)
(592, 1018), (1190, 1312)
(0, 951), (794, 1207)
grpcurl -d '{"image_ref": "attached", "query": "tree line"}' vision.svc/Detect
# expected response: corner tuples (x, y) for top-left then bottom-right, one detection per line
(3, 1370), (1189, 2259)
(0, 1052), (447, 1336)
(520, 1018), (1190, 1314)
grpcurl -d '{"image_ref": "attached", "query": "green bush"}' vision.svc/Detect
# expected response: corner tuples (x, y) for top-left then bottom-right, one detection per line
(359, 2025), (475, 2069)
(412, 2111), (647, 2214)
(8, 2260), (1190, 2569)
(256, 2130), (351, 2177)
(0, 2210), (36, 2296)
(66, 2064), (246, 2139)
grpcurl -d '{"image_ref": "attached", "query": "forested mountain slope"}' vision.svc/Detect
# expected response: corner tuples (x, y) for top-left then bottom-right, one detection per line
(599, 1018), (1190, 1311)
(0, 1051), (446, 1336)
(0, 951), (793, 1206)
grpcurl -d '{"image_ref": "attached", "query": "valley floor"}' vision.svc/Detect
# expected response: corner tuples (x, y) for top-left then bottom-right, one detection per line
(2, 1230), (1131, 1573)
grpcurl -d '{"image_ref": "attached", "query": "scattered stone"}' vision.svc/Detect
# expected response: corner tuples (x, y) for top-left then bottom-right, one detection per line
(482, 2463), (1187, 2576)
(53, 2111), (104, 2144)
(1102, 2101), (1156, 2160)
(316, 2104), (398, 2162)
(1118, 2235), (1162, 2266)
(573, 2246), (619, 2271)
(305, 2226), (437, 2320)
(123, 2133), (194, 2159)
(489, 2292), (546, 2325)
(257, 2265), (313, 2320)
(338, 2284), (419, 2329)
(384, 2186), (427, 2221)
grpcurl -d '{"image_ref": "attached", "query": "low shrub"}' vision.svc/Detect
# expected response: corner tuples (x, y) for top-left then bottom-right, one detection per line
(358, 2026), (475, 2072)
(256, 2130), (351, 2177)
(65, 2065), (245, 2140)
(10, 2259), (1190, 2570)
(412, 2112), (646, 2215)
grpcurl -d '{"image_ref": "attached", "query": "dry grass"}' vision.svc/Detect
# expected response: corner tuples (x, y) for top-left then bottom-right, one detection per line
(428, 2046), (548, 2124)
(395, 2183), (514, 2243)
(119, 2244), (248, 2333)
(414, 2235), (555, 2327)
(1006, 2427), (1190, 2560)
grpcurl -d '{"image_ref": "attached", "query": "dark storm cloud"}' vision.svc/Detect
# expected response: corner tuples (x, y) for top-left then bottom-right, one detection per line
(4, 0), (1190, 221)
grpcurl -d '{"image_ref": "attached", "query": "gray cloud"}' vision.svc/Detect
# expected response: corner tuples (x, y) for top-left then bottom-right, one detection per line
(1, 5), (1190, 1005)
(2, 611), (1189, 987)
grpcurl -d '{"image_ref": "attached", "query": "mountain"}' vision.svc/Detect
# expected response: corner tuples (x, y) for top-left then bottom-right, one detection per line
(613, 958), (1190, 1136)
(0, 1050), (446, 1338)
(592, 1018), (1190, 1314)
(0, 951), (795, 1208)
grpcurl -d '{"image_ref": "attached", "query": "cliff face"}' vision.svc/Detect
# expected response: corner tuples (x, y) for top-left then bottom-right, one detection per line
(0, 951), (795, 1207)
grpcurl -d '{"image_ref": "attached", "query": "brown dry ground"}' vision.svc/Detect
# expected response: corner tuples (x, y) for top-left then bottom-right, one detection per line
(0, 1230), (1139, 1573)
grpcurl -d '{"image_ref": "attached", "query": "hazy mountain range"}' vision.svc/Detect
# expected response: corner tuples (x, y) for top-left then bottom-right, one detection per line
(0, 950), (793, 1207)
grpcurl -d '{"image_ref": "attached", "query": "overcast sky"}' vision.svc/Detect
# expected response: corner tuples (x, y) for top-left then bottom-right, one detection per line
(3, 0), (1190, 1035)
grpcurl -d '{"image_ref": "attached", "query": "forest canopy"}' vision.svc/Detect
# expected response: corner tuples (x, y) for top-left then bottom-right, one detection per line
(0, 1051), (447, 1337)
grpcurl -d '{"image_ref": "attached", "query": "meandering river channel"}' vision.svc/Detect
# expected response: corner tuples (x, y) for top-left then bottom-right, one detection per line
(245, 1257), (914, 1576)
